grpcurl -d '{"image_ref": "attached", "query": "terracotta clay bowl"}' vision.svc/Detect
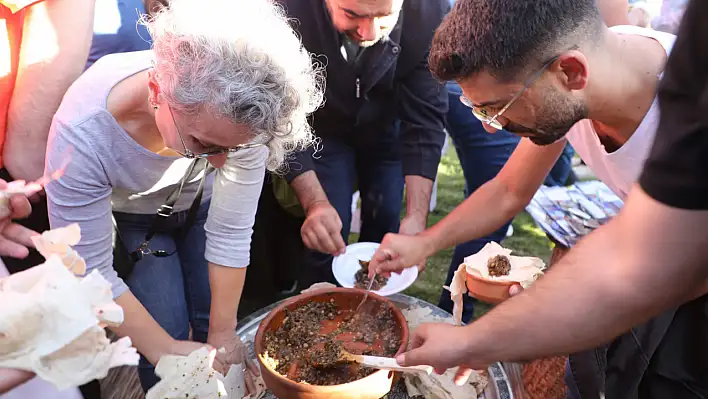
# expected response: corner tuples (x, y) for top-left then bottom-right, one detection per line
(254, 287), (409, 399)
(465, 272), (515, 304)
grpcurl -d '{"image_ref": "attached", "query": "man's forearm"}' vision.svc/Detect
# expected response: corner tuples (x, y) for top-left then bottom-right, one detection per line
(4, 0), (94, 180)
(208, 263), (247, 333)
(461, 188), (708, 365)
(290, 170), (329, 212)
(421, 179), (526, 256)
(111, 291), (177, 365)
(404, 175), (433, 222)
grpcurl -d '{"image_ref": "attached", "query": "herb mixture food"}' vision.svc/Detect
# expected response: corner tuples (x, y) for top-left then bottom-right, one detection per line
(486, 254), (511, 277)
(354, 260), (389, 291)
(262, 299), (401, 386)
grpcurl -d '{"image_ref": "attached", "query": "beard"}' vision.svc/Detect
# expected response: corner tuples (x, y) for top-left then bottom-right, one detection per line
(344, 30), (384, 48)
(505, 89), (588, 146)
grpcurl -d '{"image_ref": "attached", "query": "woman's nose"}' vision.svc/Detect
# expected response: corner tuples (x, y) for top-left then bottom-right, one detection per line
(207, 154), (228, 168)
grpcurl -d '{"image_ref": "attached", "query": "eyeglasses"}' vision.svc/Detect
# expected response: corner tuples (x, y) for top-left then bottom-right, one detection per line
(167, 105), (270, 159)
(460, 47), (577, 130)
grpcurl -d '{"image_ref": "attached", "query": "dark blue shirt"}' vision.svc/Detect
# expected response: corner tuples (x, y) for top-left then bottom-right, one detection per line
(86, 0), (152, 70)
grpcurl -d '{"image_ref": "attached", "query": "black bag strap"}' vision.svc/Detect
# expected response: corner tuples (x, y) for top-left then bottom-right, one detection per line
(126, 158), (213, 262)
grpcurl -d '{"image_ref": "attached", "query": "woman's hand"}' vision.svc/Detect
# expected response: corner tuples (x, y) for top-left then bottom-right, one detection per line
(167, 339), (213, 358)
(208, 329), (260, 397)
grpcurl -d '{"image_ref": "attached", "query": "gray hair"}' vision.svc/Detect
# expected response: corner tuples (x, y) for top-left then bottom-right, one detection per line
(145, 0), (324, 171)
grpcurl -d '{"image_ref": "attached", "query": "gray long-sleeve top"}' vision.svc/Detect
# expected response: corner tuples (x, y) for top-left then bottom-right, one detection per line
(44, 51), (267, 299)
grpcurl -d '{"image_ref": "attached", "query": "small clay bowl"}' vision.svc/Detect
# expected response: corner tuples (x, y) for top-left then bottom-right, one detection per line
(465, 273), (515, 304)
(254, 287), (409, 399)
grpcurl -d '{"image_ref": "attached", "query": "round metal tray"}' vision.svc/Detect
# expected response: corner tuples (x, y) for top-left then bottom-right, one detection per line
(236, 293), (514, 399)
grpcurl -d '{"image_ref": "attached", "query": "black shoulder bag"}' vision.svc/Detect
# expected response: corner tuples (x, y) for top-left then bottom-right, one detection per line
(113, 158), (214, 279)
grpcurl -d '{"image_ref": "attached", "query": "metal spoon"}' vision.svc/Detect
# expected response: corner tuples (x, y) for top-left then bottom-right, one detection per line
(354, 274), (376, 314)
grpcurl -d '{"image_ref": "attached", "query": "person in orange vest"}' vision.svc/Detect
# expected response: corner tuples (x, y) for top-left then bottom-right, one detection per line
(0, 1), (95, 397)
(0, 0), (94, 274)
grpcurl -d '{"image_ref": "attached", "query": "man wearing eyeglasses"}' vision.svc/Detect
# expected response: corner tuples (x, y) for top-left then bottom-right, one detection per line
(368, 0), (689, 396)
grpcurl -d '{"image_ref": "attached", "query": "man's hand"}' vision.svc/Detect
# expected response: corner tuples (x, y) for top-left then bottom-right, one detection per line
(368, 232), (432, 278)
(0, 180), (40, 259)
(301, 201), (346, 255)
(208, 329), (260, 397)
(396, 323), (484, 386)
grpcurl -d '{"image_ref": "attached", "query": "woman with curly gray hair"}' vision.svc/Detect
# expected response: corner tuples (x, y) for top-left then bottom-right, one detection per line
(43, 0), (322, 393)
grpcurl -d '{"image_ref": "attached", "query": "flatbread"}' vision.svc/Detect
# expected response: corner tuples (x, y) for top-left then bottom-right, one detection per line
(444, 263), (468, 326)
(463, 242), (545, 288)
(148, 347), (266, 399)
(0, 224), (138, 390)
(401, 306), (488, 398)
(300, 282), (337, 294)
(31, 223), (86, 275)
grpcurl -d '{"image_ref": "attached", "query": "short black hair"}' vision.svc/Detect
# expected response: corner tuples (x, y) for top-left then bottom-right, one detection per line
(429, 0), (604, 82)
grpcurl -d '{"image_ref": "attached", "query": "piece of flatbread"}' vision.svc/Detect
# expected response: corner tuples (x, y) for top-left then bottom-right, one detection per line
(31, 223), (86, 276)
(0, 256), (138, 389)
(401, 306), (489, 398)
(443, 263), (468, 326)
(300, 282), (337, 294)
(463, 242), (545, 288)
(148, 348), (267, 399)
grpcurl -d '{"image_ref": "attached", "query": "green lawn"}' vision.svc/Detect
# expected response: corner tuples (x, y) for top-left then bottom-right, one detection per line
(349, 148), (554, 319)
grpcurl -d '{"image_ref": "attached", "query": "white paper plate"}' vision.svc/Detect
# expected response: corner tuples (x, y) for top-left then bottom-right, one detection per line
(332, 242), (418, 296)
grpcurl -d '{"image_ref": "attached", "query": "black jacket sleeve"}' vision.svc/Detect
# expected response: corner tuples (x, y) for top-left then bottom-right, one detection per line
(638, 0), (708, 209)
(397, 53), (449, 181)
(284, 143), (316, 183)
(397, 0), (450, 181)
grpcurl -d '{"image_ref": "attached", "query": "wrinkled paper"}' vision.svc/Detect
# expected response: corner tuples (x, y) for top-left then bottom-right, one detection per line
(147, 347), (266, 399)
(0, 224), (138, 389)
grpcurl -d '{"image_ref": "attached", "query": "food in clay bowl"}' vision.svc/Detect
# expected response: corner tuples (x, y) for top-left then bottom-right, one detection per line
(449, 242), (547, 307)
(254, 287), (409, 399)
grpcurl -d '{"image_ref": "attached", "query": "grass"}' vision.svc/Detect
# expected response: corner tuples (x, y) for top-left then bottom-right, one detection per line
(349, 147), (554, 319)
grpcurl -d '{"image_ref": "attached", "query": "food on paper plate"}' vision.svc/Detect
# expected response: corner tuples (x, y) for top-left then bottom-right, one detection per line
(146, 347), (266, 399)
(354, 260), (388, 291)
(446, 242), (546, 323)
(0, 224), (138, 389)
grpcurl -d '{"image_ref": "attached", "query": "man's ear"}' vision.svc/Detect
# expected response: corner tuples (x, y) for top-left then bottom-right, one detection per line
(556, 51), (589, 91)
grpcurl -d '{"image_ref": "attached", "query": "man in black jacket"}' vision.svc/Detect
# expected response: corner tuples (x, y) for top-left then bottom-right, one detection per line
(276, 0), (449, 287)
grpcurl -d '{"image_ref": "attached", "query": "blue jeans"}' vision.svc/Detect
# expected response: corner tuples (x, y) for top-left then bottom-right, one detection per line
(301, 128), (405, 289)
(440, 83), (574, 322)
(113, 201), (212, 391)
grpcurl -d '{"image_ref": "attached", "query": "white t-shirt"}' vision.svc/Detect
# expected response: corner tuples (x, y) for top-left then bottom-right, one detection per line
(565, 26), (676, 200)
